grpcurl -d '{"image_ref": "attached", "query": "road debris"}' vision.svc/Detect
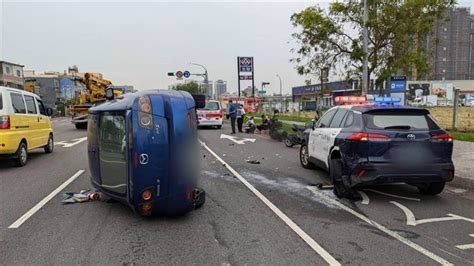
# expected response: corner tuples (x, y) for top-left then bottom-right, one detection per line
(62, 190), (102, 204)
(246, 160), (261, 164)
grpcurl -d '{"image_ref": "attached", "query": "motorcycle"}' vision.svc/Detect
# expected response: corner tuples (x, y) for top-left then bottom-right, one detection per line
(284, 120), (315, 147)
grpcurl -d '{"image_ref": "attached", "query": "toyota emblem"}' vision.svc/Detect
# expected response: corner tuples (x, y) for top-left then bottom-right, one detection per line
(407, 134), (416, 141)
(139, 153), (149, 165)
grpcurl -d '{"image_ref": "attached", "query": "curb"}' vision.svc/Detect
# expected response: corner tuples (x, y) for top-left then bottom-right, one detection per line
(450, 175), (474, 189)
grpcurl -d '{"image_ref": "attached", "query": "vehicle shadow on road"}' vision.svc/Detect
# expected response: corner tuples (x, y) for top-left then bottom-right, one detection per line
(0, 151), (46, 170)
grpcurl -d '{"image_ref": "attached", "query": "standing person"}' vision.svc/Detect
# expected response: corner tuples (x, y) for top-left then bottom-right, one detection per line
(228, 100), (237, 134)
(237, 104), (246, 133)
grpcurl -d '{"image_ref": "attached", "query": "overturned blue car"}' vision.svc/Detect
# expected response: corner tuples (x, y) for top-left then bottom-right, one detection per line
(87, 90), (206, 216)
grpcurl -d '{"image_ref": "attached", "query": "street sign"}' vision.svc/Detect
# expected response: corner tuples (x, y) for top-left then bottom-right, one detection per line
(176, 71), (183, 79)
(239, 75), (253, 80)
(183, 70), (190, 78)
(239, 57), (253, 72)
(390, 76), (406, 93)
(237, 56), (255, 97)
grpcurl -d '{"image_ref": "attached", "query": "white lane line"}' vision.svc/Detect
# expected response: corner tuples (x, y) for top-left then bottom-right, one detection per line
(363, 188), (420, 201)
(306, 186), (452, 266)
(8, 170), (85, 229)
(200, 141), (340, 266)
(358, 191), (370, 205)
(391, 201), (474, 226)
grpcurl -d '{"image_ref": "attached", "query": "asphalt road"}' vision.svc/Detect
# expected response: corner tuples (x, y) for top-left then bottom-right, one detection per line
(0, 119), (473, 265)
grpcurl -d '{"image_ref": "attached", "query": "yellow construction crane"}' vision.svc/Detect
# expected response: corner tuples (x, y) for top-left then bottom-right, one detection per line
(69, 73), (122, 129)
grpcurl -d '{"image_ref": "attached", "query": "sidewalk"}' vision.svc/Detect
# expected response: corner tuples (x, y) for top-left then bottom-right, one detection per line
(452, 140), (474, 189)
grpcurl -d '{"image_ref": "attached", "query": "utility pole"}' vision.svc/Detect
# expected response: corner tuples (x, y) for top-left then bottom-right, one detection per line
(237, 57), (241, 97)
(189, 63), (209, 98)
(276, 74), (282, 112)
(362, 0), (369, 96)
(452, 88), (460, 130)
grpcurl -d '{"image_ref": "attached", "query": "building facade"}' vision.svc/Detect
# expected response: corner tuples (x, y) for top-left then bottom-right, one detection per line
(292, 80), (357, 110)
(0, 61), (24, 89)
(215, 80), (227, 99)
(199, 80), (213, 98)
(23, 71), (60, 108)
(426, 7), (474, 80)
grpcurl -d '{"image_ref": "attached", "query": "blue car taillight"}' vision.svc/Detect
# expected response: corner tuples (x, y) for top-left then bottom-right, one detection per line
(138, 96), (153, 130)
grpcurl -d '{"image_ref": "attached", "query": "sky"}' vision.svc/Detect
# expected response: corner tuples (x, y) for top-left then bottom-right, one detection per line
(2, 0), (474, 95)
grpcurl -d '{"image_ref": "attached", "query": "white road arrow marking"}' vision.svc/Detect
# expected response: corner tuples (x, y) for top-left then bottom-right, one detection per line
(391, 201), (474, 226)
(306, 186), (452, 265)
(363, 189), (420, 201)
(358, 191), (370, 205)
(456, 234), (474, 250)
(220, 134), (256, 145)
(55, 137), (87, 148)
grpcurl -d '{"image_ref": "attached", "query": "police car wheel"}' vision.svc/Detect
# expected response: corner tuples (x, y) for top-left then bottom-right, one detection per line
(330, 158), (351, 198)
(299, 143), (314, 169)
(216, 125), (222, 129)
(417, 182), (445, 195)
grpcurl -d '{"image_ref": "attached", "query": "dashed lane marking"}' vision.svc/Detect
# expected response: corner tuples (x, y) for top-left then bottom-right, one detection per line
(8, 170), (85, 229)
(306, 186), (452, 265)
(200, 140), (341, 266)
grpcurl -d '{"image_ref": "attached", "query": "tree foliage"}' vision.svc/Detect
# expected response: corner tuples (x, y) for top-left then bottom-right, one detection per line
(290, 0), (456, 88)
(176, 81), (201, 94)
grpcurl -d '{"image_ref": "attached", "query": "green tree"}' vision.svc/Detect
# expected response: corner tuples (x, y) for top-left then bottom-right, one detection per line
(175, 82), (201, 94)
(290, 0), (455, 89)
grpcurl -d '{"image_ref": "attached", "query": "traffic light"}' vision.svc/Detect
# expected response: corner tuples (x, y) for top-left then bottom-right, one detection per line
(167, 72), (175, 76)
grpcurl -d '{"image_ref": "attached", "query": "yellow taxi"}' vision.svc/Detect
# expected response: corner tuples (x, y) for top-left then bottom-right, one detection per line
(0, 86), (54, 166)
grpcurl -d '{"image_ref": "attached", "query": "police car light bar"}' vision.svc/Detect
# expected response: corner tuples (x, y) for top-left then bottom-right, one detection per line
(374, 97), (401, 104)
(334, 96), (367, 105)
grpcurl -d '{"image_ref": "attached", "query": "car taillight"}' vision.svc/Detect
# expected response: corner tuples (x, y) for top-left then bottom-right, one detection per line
(0, 116), (10, 129)
(138, 96), (153, 129)
(347, 132), (389, 142)
(207, 113), (222, 118)
(142, 190), (152, 201)
(431, 133), (453, 142)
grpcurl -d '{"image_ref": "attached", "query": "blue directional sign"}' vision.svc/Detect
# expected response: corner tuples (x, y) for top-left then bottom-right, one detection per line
(390, 76), (406, 93)
(183, 70), (191, 78)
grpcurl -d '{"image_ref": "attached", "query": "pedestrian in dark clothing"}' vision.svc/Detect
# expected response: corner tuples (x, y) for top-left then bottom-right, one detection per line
(228, 100), (237, 134)
(237, 104), (246, 133)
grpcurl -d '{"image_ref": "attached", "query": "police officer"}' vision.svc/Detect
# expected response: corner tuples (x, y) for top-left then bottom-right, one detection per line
(237, 104), (246, 133)
(228, 100), (237, 134)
